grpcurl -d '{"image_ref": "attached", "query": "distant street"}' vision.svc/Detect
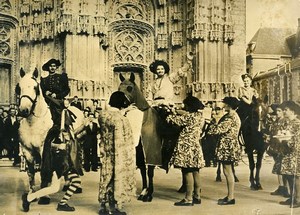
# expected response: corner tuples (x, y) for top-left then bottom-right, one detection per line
(0, 154), (299, 215)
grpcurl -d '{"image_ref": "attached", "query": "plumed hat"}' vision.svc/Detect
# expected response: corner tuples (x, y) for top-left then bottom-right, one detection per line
(222, 97), (240, 109)
(42, 59), (61, 71)
(149, 60), (170, 74)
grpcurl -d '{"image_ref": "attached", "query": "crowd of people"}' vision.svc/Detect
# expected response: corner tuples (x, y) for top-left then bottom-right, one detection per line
(0, 58), (299, 214)
(0, 104), (21, 166)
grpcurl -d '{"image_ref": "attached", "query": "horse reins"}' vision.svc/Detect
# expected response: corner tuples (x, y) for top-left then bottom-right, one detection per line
(19, 78), (40, 117)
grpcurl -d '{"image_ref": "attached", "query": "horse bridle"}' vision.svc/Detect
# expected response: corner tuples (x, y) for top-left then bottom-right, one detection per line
(18, 78), (40, 117)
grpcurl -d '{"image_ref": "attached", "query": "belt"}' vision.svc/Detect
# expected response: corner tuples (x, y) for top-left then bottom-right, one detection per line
(51, 143), (67, 151)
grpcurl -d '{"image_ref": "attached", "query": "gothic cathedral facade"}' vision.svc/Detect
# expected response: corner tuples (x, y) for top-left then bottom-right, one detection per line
(0, 0), (246, 107)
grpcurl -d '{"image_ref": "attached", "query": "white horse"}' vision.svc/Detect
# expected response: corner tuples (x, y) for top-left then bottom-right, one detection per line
(17, 68), (53, 193)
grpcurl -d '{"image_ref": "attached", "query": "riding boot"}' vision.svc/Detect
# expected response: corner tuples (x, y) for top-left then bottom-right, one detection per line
(271, 186), (284, 196)
(281, 186), (290, 198)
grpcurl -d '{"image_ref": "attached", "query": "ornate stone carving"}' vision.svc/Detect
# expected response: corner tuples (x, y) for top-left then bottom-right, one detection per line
(171, 31), (182, 47)
(42, 9), (54, 39)
(57, 14), (73, 33)
(157, 33), (168, 49)
(93, 16), (106, 35)
(0, 0), (11, 13)
(158, 0), (166, 6)
(223, 0), (234, 43)
(115, 4), (144, 20)
(32, 0), (42, 13)
(114, 30), (144, 63)
(44, 0), (53, 10)
(187, 0), (234, 43)
(0, 25), (11, 57)
(193, 82), (202, 92)
(77, 15), (91, 34)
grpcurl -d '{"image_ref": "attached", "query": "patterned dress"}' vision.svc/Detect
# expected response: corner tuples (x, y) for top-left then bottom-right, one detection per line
(208, 111), (241, 163)
(280, 118), (300, 176)
(166, 112), (205, 169)
(98, 108), (136, 208)
(268, 117), (288, 174)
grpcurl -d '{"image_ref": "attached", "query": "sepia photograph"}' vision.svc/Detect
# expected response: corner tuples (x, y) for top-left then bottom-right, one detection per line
(0, 0), (300, 214)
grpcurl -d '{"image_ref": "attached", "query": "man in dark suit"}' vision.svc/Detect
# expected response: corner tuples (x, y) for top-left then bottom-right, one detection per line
(83, 112), (99, 172)
(4, 107), (20, 165)
(40, 58), (70, 127)
(70, 95), (82, 110)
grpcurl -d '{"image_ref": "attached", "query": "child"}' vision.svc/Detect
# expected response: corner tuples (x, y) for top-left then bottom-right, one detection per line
(167, 95), (205, 206)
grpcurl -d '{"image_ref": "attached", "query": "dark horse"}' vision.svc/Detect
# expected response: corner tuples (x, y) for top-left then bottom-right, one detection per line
(118, 73), (176, 202)
(237, 97), (266, 190)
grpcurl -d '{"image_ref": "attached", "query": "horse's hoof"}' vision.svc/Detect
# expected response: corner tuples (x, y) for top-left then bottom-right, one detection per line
(137, 188), (148, 201)
(142, 194), (153, 202)
(256, 184), (263, 190)
(216, 177), (222, 182)
(250, 184), (257, 190)
(22, 193), (30, 212)
(234, 177), (239, 182)
(38, 196), (51, 205)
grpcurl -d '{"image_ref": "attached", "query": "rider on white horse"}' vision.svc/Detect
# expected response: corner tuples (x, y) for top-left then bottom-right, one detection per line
(39, 59), (70, 203)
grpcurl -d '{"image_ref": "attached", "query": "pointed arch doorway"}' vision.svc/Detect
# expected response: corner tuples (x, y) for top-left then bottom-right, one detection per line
(107, 0), (155, 94)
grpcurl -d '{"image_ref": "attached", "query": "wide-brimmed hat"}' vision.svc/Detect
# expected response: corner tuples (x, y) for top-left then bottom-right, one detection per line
(241, 73), (252, 80)
(222, 97), (240, 109)
(149, 60), (170, 74)
(279, 100), (300, 115)
(270, 103), (281, 112)
(183, 96), (204, 113)
(42, 59), (61, 71)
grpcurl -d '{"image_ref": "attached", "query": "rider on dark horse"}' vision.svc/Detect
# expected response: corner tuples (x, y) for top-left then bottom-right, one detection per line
(237, 73), (265, 190)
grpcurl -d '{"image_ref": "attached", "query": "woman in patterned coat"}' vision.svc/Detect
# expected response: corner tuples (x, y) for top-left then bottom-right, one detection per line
(98, 91), (136, 215)
(208, 97), (241, 205)
(265, 104), (289, 197)
(166, 95), (205, 206)
(277, 101), (300, 208)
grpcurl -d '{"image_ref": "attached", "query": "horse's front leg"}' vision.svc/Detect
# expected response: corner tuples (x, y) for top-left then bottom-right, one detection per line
(26, 161), (36, 193)
(137, 164), (148, 201)
(247, 152), (256, 190)
(142, 165), (154, 202)
(254, 151), (264, 190)
(21, 148), (36, 193)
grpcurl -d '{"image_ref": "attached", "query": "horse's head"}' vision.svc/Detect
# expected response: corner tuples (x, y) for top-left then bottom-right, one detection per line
(118, 73), (136, 104)
(118, 73), (150, 111)
(16, 68), (40, 117)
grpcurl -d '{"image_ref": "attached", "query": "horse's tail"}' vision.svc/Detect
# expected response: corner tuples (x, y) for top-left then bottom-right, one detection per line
(238, 128), (245, 147)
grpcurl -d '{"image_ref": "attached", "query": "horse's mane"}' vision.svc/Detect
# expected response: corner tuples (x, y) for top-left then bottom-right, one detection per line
(131, 81), (150, 111)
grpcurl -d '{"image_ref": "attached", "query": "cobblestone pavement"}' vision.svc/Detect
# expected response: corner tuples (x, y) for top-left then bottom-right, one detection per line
(0, 155), (299, 215)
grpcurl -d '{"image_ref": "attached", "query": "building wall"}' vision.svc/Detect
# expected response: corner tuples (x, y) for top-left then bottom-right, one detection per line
(2, 0), (246, 107)
(253, 62), (300, 104)
(0, 0), (18, 106)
